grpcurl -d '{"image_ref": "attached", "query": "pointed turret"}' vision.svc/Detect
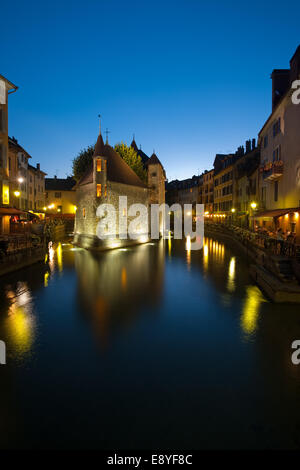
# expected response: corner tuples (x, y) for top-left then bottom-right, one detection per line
(148, 151), (163, 167)
(130, 138), (138, 152)
(93, 132), (105, 157)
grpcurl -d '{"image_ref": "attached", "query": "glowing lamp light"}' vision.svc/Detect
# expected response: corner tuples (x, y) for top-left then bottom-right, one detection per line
(250, 202), (257, 210)
(231, 208), (236, 213)
(18, 177), (24, 183)
(43, 207), (47, 211)
(187, 211), (192, 216)
(57, 208), (61, 212)
(295, 212), (299, 220)
(14, 190), (21, 197)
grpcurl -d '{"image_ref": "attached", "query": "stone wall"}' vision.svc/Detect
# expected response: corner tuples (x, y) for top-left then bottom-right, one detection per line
(74, 177), (149, 249)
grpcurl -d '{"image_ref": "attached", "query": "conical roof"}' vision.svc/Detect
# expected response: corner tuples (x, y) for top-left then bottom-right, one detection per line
(130, 139), (138, 152)
(78, 137), (147, 188)
(93, 133), (105, 157)
(148, 152), (163, 166)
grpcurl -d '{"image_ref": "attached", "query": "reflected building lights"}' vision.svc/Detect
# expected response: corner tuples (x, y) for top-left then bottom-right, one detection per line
(227, 257), (236, 292)
(241, 285), (264, 334)
(5, 282), (35, 355)
(57, 242), (63, 273)
(186, 235), (191, 267)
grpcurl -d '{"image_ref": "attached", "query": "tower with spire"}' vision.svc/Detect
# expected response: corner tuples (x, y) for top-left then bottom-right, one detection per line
(74, 125), (149, 249)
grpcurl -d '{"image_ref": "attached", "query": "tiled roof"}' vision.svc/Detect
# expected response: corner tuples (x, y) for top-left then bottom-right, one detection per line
(78, 133), (147, 189)
(147, 152), (162, 166)
(8, 137), (32, 159)
(130, 139), (149, 167)
(45, 177), (76, 191)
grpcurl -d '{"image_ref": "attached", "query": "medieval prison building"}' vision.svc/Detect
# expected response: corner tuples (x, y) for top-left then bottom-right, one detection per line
(74, 132), (150, 250)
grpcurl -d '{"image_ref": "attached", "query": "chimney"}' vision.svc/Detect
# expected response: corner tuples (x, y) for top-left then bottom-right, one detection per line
(245, 140), (251, 153)
(252, 138), (256, 150)
(36, 163), (40, 170)
(271, 69), (290, 110)
(289, 45), (300, 84)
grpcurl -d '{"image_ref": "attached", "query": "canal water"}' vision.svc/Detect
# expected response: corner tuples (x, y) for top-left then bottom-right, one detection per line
(0, 237), (300, 449)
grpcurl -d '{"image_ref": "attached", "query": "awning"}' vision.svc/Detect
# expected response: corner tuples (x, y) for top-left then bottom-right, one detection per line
(251, 208), (300, 218)
(0, 207), (26, 216)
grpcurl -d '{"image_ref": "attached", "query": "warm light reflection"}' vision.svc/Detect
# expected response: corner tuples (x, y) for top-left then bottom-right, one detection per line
(57, 242), (63, 272)
(121, 267), (127, 290)
(168, 231), (172, 256)
(241, 286), (264, 334)
(5, 283), (35, 355)
(227, 257), (236, 292)
(203, 241), (209, 272)
(49, 242), (55, 272)
(186, 235), (191, 266)
(44, 271), (49, 287)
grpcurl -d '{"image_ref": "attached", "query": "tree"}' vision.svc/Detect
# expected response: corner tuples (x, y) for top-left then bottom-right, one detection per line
(114, 142), (147, 183)
(72, 145), (95, 182)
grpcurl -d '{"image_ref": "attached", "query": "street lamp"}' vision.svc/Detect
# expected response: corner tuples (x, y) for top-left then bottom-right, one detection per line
(250, 202), (257, 210)
(14, 190), (20, 197)
(231, 208), (236, 213)
(18, 177), (24, 183)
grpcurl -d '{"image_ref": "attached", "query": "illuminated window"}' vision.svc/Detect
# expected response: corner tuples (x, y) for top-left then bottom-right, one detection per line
(122, 208), (126, 216)
(82, 208), (86, 218)
(96, 159), (102, 172)
(104, 184), (107, 197)
(97, 184), (102, 197)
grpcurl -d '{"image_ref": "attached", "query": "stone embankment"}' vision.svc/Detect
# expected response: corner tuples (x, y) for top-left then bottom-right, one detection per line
(204, 222), (300, 303)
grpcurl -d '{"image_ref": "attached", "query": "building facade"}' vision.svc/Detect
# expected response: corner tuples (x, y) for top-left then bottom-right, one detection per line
(202, 169), (214, 213)
(28, 163), (46, 211)
(45, 176), (76, 214)
(147, 152), (166, 235)
(8, 137), (32, 210)
(0, 75), (17, 233)
(213, 154), (234, 214)
(256, 45), (300, 237)
(74, 133), (149, 249)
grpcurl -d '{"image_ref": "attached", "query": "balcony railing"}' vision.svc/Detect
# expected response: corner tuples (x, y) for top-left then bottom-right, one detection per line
(260, 161), (284, 181)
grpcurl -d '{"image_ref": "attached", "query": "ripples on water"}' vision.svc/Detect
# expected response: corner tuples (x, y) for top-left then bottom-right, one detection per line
(0, 237), (300, 449)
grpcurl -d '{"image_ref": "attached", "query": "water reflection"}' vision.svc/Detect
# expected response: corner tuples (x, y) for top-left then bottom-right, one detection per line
(3, 282), (35, 358)
(227, 257), (236, 292)
(241, 285), (265, 335)
(74, 242), (165, 347)
(1, 237), (300, 449)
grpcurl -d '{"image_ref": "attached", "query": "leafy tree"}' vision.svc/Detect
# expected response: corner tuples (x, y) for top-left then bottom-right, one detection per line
(114, 142), (147, 182)
(72, 145), (95, 181)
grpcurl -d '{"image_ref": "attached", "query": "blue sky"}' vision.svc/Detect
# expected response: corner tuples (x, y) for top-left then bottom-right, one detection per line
(2, 0), (300, 181)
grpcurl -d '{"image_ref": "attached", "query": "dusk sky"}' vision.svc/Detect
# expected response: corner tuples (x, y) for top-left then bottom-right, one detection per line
(2, 0), (300, 181)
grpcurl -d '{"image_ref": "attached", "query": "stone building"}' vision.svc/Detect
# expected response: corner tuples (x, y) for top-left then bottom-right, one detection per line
(234, 142), (260, 227)
(8, 137), (46, 212)
(202, 169), (214, 213)
(213, 153), (234, 214)
(147, 152), (166, 234)
(0, 75), (17, 233)
(45, 176), (76, 214)
(27, 163), (47, 211)
(74, 132), (149, 249)
(255, 45), (300, 237)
